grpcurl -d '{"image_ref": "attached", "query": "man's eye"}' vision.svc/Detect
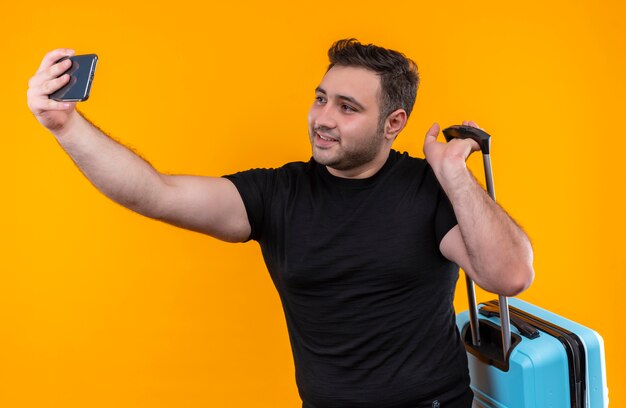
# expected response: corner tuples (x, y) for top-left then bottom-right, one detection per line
(315, 96), (326, 104)
(341, 104), (356, 112)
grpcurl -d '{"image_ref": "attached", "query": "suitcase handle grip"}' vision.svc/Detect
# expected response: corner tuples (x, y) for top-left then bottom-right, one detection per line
(479, 304), (540, 339)
(442, 125), (491, 154)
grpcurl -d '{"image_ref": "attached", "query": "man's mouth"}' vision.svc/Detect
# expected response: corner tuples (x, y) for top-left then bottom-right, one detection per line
(316, 132), (339, 143)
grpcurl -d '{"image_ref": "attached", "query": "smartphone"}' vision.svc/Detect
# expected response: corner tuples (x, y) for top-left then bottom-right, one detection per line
(49, 54), (98, 102)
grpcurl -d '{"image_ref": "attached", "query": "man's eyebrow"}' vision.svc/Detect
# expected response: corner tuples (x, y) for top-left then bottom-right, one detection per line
(315, 86), (366, 110)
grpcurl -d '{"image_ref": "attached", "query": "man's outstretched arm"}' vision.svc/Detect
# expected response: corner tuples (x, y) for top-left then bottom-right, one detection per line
(27, 48), (251, 243)
(423, 121), (534, 296)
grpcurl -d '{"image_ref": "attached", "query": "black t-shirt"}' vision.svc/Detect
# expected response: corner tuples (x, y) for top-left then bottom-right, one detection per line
(224, 150), (470, 407)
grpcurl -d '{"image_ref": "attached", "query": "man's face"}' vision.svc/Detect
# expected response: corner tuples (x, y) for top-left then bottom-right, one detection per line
(308, 65), (386, 176)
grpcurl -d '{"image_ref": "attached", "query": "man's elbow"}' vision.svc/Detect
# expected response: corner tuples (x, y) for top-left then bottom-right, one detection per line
(501, 256), (535, 297)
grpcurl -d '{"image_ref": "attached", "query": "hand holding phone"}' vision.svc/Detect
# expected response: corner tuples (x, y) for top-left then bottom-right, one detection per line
(49, 54), (98, 102)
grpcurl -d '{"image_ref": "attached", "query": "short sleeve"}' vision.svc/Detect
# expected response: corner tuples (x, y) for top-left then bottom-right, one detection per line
(433, 181), (458, 247)
(223, 168), (275, 242)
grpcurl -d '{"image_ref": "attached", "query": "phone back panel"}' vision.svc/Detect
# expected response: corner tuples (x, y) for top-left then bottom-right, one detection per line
(49, 54), (98, 101)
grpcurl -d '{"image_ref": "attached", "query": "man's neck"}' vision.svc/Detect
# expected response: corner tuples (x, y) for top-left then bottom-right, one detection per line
(326, 149), (391, 179)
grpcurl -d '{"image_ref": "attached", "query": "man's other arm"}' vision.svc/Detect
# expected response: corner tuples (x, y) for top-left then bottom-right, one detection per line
(27, 48), (250, 243)
(423, 121), (534, 296)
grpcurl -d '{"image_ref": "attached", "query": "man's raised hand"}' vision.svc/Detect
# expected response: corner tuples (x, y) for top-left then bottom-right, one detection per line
(27, 48), (78, 133)
(423, 121), (481, 183)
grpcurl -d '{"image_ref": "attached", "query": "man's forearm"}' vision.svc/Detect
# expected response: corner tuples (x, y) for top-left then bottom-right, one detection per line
(442, 168), (534, 294)
(52, 110), (166, 218)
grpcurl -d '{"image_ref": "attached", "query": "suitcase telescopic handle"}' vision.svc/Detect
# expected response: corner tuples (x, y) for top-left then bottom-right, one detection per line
(442, 125), (491, 154)
(442, 125), (513, 358)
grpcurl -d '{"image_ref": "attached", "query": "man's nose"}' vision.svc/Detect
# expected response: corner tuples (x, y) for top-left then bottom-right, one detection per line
(312, 103), (337, 130)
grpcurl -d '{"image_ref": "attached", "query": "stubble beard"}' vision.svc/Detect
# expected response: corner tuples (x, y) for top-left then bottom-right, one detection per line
(310, 125), (386, 172)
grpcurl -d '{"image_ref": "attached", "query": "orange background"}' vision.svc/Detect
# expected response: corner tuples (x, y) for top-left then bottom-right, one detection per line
(2, 0), (624, 406)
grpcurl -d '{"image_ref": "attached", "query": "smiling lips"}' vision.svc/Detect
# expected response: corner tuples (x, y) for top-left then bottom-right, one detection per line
(315, 131), (339, 148)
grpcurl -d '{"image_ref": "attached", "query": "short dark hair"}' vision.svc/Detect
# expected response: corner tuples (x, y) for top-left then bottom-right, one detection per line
(327, 38), (419, 129)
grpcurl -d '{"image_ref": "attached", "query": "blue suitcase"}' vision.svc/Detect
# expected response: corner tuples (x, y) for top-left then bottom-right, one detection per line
(456, 299), (608, 407)
(443, 126), (609, 407)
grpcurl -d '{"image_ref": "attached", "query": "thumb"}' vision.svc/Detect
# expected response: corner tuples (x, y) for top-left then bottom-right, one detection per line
(424, 122), (440, 147)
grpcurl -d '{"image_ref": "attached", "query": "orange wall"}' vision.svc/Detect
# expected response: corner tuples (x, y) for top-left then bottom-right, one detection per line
(3, 0), (624, 406)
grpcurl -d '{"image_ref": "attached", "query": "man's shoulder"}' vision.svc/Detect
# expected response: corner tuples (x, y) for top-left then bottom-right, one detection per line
(261, 158), (317, 182)
(224, 158), (314, 178)
(277, 158), (317, 173)
(389, 150), (429, 171)
(390, 149), (425, 161)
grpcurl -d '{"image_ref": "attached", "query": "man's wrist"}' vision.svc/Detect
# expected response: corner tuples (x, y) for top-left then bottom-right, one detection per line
(53, 110), (83, 140)
(436, 159), (472, 193)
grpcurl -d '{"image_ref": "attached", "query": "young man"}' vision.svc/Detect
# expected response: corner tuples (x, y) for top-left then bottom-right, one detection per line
(27, 39), (533, 407)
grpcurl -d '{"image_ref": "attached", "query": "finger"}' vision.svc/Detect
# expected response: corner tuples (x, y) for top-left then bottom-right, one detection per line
(423, 122), (440, 146)
(33, 73), (71, 97)
(465, 120), (483, 130)
(36, 48), (75, 74)
(29, 97), (74, 113)
(29, 58), (72, 87)
(463, 120), (483, 130)
(446, 138), (480, 160)
(458, 137), (480, 153)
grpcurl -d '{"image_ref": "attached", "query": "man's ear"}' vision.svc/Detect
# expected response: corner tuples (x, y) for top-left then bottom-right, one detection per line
(383, 109), (408, 141)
